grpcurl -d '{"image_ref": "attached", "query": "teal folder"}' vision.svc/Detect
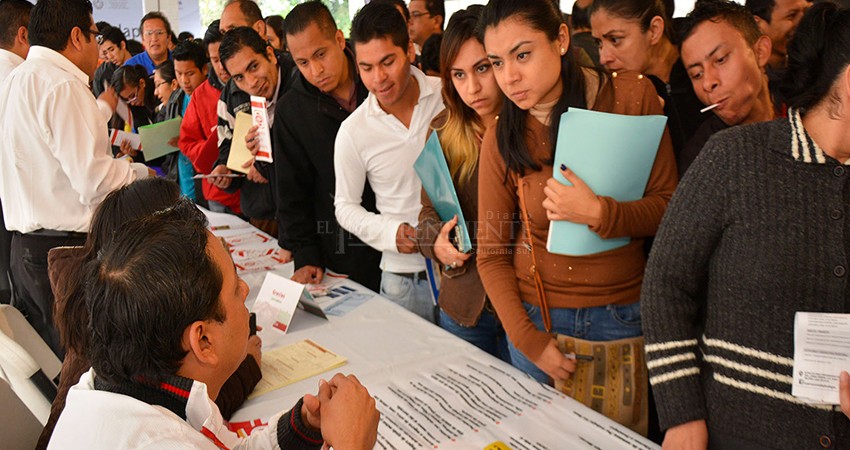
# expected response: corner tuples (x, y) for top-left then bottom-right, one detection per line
(413, 131), (472, 253)
(139, 117), (182, 160)
(547, 108), (667, 256)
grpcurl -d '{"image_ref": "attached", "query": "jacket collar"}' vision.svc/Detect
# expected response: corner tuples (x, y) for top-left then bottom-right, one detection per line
(94, 373), (197, 421)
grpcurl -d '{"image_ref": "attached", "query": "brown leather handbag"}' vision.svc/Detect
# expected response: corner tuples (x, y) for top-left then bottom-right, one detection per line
(517, 178), (648, 436)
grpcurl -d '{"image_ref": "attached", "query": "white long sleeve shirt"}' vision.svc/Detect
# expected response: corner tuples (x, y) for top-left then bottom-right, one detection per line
(334, 67), (444, 273)
(0, 46), (149, 233)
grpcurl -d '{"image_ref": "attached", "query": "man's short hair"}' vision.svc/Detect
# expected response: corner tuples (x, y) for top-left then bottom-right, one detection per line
(224, 0), (264, 25)
(219, 26), (270, 72)
(680, 0), (763, 46)
(204, 19), (224, 47)
(85, 199), (224, 385)
(140, 11), (173, 38)
(172, 39), (208, 70)
(101, 26), (127, 47)
(745, 0), (776, 23)
(423, 0), (446, 23)
(369, 0), (410, 21)
(0, 0), (33, 49)
(351, 2), (409, 50)
(284, 0), (338, 39)
(29, 0), (93, 52)
(96, 21), (112, 32)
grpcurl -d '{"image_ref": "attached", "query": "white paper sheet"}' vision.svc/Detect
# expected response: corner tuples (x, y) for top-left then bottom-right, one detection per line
(792, 312), (850, 404)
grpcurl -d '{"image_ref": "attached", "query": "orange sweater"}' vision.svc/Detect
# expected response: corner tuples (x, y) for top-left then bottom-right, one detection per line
(476, 72), (678, 361)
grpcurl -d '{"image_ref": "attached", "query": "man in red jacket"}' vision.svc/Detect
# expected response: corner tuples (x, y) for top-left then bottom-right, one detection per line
(178, 20), (242, 215)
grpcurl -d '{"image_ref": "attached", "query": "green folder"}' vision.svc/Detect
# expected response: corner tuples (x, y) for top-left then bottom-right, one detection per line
(547, 108), (667, 256)
(413, 131), (472, 253)
(139, 117), (182, 160)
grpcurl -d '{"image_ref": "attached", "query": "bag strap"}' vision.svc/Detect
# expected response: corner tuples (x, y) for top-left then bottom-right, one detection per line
(517, 177), (553, 333)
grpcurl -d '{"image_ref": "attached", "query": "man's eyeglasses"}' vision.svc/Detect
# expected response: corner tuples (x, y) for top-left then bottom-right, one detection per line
(409, 11), (431, 20)
(85, 28), (103, 45)
(119, 85), (140, 103)
(144, 30), (167, 38)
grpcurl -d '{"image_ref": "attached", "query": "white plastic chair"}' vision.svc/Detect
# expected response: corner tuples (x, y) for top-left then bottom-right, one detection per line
(0, 305), (61, 380)
(0, 305), (60, 425)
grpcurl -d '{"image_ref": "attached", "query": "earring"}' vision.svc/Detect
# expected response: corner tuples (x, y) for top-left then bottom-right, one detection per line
(560, 47), (566, 55)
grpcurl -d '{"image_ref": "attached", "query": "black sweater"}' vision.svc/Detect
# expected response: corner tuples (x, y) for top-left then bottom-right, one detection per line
(642, 111), (850, 448)
(271, 51), (382, 292)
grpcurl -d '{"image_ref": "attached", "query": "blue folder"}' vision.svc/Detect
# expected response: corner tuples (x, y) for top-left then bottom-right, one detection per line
(413, 131), (473, 253)
(547, 108), (667, 256)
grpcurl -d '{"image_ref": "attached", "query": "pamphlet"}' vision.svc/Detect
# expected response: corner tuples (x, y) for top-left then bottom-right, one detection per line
(250, 96), (273, 163)
(248, 339), (347, 398)
(792, 312), (850, 404)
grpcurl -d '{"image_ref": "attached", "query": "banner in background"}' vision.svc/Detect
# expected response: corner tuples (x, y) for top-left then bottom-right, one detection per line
(92, 0), (203, 42)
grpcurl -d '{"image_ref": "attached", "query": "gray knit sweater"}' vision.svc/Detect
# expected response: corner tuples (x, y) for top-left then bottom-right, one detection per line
(642, 110), (850, 449)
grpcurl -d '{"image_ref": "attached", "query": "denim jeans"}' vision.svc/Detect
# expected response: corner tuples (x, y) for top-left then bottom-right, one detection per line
(438, 308), (511, 363)
(380, 271), (435, 322)
(508, 302), (643, 384)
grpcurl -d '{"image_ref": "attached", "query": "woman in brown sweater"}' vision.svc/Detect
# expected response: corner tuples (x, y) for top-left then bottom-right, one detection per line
(477, 0), (677, 385)
(36, 178), (262, 449)
(415, 6), (508, 360)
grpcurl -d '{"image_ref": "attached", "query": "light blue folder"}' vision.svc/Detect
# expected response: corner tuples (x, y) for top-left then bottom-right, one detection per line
(413, 131), (473, 253)
(547, 108), (667, 256)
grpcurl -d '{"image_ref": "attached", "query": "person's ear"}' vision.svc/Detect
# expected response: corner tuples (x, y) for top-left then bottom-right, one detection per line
(16, 26), (27, 47)
(336, 29), (346, 50)
(69, 26), (85, 51)
(255, 20), (267, 38)
(433, 15), (444, 32)
(184, 321), (218, 366)
(648, 15), (665, 46)
(557, 22), (571, 56)
(754, 35), (772, 70)
(407, 40), (416, 64)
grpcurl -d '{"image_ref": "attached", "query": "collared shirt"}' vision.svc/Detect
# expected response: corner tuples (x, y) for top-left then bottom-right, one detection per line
(0, 48), (24, 84)
(0, 46), (149, 233)
(334, 66), (445, 273)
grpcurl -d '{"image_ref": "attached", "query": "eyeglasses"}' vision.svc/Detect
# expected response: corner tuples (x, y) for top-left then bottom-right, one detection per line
(144, 30), (167, 38)
(409, 11), (431, 20)
(154, 81), (170, 88)
(119, 85), (140, 103)
(84, 28), (103, 45)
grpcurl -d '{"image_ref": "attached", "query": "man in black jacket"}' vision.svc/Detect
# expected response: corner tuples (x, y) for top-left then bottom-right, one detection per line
(272, 1), (381, 291)
(213, 26), (295, 244)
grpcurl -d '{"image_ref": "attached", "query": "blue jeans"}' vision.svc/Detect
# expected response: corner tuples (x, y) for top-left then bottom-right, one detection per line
(438, 308), (511, 364)
(508, 302), (643, 384)
(380, 271), (435, 322)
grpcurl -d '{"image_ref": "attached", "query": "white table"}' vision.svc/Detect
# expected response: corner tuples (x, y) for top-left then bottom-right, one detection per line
(205, 209), (659, 450)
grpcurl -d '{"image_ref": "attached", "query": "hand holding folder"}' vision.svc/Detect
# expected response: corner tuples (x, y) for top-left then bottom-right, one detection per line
(413, 132), (473, 253)
(546, 108), (667, 256)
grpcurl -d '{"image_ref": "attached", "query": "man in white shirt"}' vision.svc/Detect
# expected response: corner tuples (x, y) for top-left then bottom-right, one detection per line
(334, 2), (444, 321)
(50, 201), (379, 449)
(0, 0), (32, 306)
(0, 0), (151, 357)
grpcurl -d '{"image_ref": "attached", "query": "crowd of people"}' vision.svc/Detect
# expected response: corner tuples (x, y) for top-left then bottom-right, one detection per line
(1, 0), (850, 448)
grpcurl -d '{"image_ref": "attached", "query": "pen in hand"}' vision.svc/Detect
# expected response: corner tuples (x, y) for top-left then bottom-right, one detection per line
(564, 352), (594, 361)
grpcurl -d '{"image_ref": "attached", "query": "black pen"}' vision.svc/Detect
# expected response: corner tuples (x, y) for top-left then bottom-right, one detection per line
(564, 352), (594, 361)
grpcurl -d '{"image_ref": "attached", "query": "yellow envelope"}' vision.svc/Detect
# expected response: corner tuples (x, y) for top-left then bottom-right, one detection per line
(226, 111), (254, 175)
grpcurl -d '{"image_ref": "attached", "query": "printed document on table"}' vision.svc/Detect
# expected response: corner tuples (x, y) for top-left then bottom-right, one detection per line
(792, 312), (850, 403)
(248, 339), (346, 398)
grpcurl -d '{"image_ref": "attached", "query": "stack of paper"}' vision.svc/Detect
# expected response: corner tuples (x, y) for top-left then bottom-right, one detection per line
(249, 340), (347, 398)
